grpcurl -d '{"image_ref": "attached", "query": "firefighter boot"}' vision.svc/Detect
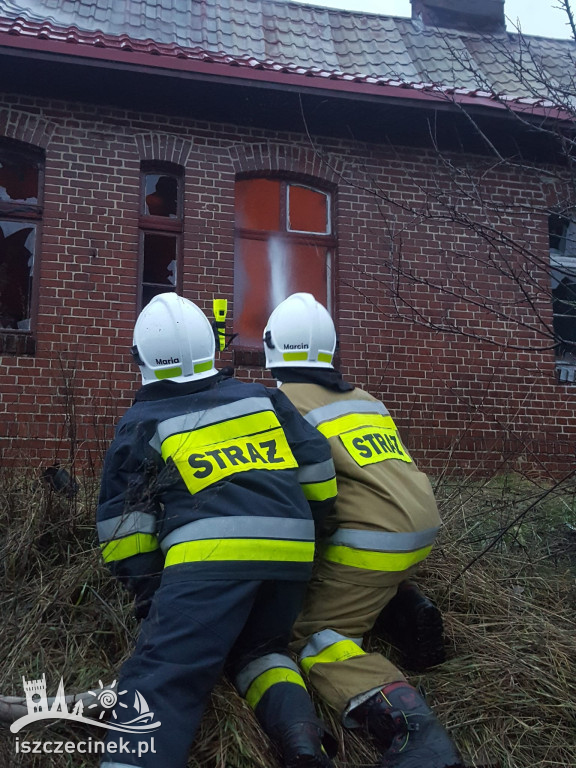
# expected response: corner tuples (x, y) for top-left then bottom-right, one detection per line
(374, 581), (445, 671)
(278, 722), (335, 768)
(354, 682), (464, 768)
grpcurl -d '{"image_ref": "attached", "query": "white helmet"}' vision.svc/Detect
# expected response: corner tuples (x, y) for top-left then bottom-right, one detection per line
(132, 293), (217, 384)
(263, 292), (336, 369)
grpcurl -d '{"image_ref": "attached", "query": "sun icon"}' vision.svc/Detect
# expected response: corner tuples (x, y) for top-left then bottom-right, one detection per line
(87, 680), (128, 720)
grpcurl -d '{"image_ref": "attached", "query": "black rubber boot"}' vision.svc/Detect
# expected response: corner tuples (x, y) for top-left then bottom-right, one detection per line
(374, 581), (446, 671)
(354, 682), (464, 768)
(278, 722), (336, 768)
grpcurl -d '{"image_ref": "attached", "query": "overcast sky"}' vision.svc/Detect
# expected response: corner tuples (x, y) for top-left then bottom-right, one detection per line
(291, 1), (572, 39)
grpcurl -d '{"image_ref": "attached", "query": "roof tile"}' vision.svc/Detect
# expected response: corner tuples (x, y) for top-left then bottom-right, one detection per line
(0, 0), (573, 108)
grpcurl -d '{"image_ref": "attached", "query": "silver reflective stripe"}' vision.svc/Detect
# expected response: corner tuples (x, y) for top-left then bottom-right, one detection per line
(344, 685), (386, 728)
(235, 653), (300, 696)
(160, 516), (315, 554)
(304, 399), (389, 428)
(97, 512), (157, 543)
(300, 629), (363, 662)
(297, 458), (336, 484)
(149, 396), (276, 453)
(326, 526), (439, 553)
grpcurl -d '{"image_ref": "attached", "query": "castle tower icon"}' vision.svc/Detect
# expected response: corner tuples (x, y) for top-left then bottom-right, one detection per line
(23, 674), (49, 714)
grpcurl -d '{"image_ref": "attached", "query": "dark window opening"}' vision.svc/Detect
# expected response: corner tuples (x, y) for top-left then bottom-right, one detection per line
(549, 213), (576, 257)
(144, 173), (179, 217)
(234, 178), (334, 350)
(0, 221), (35, 330)
(139, 165), (183, 309)
(143, 233), (178, 292)
(0, 156), (39, 205)
(0, 142), (43, 353)
(552, 274), (576, 356)
(550, 214), (576, 380)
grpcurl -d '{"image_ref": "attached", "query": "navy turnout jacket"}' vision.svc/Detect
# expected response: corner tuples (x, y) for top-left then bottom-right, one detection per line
(97, 373), (337, 595)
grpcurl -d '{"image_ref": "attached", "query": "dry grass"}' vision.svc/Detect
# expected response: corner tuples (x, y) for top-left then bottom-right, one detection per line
(0, 466), (575, 768)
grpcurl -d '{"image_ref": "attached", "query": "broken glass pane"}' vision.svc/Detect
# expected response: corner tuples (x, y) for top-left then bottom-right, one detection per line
(0, 157), (39, 204)
(144, 174), (179, 217)
(0, 221), (35, 329)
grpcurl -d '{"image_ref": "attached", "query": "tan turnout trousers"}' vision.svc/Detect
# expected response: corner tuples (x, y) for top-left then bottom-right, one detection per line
(281, 382), (441, 722)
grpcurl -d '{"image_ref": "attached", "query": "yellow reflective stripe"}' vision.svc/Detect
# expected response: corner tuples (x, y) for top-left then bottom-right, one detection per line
(161, 412), (298, 495)
(301, 477), (337, 502)
(340, 427), (412, 466)
(165, 538), (314, 567)
(164, 411), (281, 449)
(245, 668), (307, 710)
(194, 360), (213, 374)
(317, 352), (333, 363)
(318, 412), (396, 439)
(155, 366), (182, 380)
(301, 639), (366, 675)
(283, 351), (308, 362)
(323, 544), (433, 572)
(100, 533), (159, 563)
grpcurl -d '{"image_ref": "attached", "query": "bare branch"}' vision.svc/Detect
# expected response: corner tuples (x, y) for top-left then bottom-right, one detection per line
(0, 684), (116, 724)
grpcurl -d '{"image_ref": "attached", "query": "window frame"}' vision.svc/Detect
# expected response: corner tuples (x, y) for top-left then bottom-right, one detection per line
(549, 213), (576, 383)
(138, 162), (184, 312)
(0, 140), (44, 355)
(233, 176), (336, 360)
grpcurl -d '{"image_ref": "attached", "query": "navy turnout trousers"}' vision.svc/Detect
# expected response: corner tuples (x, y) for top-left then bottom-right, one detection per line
(101, 566), (318, 768)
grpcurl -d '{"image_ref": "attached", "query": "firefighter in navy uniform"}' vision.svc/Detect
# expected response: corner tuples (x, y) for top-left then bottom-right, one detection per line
(97, 293), (338, 768)
(263, 293), (464, 768)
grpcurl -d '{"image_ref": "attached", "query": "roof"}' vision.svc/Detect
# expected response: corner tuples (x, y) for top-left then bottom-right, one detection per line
(0, 0), (574, 112)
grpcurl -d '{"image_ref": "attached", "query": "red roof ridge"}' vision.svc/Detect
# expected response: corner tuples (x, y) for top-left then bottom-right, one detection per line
(0, 14), (565, 115)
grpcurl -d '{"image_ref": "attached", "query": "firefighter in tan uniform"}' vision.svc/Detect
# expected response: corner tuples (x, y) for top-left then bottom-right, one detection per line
(263, 293), (464, 768)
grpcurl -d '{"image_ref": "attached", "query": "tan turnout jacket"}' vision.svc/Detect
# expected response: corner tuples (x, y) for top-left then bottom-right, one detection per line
(280, 382), (441, 586)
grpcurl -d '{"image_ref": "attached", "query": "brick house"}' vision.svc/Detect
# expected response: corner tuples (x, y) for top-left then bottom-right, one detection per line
(0, 0), (575, 474)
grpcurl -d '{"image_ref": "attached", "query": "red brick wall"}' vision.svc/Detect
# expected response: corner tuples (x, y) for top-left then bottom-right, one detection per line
(0, 92), (573, 476)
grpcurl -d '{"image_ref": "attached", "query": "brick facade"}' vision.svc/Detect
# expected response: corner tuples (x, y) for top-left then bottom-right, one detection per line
(1, 92), (573, 475)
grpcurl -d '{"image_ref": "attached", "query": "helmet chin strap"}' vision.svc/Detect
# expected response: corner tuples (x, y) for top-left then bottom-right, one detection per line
(130, 345), (145, 366)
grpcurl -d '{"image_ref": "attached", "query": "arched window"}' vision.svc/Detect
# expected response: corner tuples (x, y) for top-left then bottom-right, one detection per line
(0, 140), (43, 352)
(234, 177), (335, 348)
(139, 163), (183, 309)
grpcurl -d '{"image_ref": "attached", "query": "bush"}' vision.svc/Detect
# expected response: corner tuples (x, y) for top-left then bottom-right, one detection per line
(0, 467), (575, 767)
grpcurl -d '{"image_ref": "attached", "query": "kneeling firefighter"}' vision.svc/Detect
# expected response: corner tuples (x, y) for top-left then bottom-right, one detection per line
(263, 293), (464, 768)
(97, 293), (338, 768)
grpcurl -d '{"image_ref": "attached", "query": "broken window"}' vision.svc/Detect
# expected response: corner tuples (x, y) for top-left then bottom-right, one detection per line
(234, 178), (334, 348)
(549, 213), (576, 382)
(139, 166), (182, 308)
(0, 144), (43, 336)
